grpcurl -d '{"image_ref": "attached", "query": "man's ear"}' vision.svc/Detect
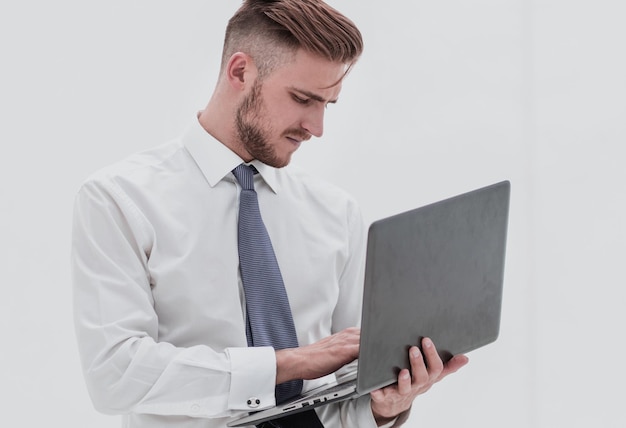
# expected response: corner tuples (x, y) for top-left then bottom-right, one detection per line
(225, 52), (258, 91)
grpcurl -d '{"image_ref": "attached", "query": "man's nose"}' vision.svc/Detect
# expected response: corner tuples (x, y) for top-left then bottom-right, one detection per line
(301, 105), (325, 138)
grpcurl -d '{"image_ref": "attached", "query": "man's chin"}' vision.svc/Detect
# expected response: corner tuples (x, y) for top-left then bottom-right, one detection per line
(258, 152), (293, 169)
(268, 158), (291, 169)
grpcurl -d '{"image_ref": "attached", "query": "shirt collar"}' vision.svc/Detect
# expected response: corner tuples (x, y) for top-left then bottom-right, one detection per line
(182, 114), (281, 193)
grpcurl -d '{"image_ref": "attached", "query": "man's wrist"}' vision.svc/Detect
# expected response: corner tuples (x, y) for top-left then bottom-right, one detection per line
(275, 347), (303, 385)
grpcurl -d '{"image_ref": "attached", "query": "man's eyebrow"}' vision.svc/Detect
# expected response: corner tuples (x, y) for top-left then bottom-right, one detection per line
(289, 87), (338, 104)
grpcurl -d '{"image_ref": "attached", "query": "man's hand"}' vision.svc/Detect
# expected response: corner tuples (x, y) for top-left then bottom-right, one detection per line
(370, 337), (469, 426)
(275, 327), (360, 384)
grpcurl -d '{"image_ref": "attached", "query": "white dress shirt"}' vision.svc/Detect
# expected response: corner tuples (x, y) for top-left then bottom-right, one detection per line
(72, 116), (379, 427)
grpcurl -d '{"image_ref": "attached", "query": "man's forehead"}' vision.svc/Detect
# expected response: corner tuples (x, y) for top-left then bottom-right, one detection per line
(271, 49), (347, 90)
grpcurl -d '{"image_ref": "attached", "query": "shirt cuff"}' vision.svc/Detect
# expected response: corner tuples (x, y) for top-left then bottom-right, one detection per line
(226, 346), (276, 411)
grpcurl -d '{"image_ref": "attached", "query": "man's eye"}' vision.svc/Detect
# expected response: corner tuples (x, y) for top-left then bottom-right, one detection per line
(293, 95), (310, 105)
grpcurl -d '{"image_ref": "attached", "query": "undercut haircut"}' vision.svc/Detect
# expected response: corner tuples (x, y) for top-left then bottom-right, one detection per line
(222, 0), (364, 80)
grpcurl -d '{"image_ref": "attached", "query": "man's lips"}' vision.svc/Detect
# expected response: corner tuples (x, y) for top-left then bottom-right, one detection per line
(285, 133), (311, 145)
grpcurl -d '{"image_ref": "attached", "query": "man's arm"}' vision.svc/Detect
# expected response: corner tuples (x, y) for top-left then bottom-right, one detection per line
(72, 179), (277, 417)
(275, 327), (360, 384)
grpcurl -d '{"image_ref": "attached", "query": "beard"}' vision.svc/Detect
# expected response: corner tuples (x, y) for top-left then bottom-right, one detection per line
(235, 80), (287, 168)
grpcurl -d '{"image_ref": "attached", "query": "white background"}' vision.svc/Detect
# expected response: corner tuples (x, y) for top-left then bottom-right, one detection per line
(1, 1), (625, 426)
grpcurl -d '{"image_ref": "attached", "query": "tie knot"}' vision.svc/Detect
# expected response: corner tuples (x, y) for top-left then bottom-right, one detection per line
(232, 164), (256, 190)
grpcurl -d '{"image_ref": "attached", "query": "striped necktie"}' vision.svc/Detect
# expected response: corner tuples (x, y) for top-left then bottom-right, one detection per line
(232, 164), (302, 402)
(232, 165), (325, 428)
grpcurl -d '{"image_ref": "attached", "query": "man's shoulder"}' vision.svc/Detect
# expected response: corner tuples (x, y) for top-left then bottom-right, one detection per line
(81, 139), (186, 188)
(278, 164), (360, 210)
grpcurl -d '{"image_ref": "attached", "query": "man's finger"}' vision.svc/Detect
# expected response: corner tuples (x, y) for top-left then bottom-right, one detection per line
(397, 368), (412, 395)
(421, 338), (444, 380)
(409, 346), (428, 385)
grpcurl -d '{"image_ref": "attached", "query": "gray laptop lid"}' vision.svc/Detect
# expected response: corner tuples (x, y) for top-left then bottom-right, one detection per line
(357, 180), (510, 394)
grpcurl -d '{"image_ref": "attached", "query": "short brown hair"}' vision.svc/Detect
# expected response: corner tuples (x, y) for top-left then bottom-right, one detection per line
(222, 0), (364, 79)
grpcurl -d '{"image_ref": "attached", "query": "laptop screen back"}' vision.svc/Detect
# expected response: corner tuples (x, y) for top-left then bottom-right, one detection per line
(357, 181), (510, 393)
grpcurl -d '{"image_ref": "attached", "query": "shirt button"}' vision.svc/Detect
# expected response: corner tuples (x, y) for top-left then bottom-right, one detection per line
(190, 403), (201, 414)
(246, 397), (261, 409)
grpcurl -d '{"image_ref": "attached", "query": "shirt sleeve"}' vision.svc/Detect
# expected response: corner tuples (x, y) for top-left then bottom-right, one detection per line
(313, 197), (382, 427)
(330, 196), (367, 334)
(317, 394), (377, 427)
(325, 201), (415, 428)
(71, 178), (276, 418)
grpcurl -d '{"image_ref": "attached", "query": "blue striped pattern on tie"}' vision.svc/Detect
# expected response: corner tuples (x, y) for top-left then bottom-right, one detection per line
(232, 164), (303, 403)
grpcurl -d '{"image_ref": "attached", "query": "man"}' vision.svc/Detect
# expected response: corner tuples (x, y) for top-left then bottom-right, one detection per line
(72, 1), (468, 427)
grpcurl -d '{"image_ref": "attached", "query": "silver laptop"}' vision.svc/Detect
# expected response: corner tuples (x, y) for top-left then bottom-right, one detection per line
(228, 180), (511, 427)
